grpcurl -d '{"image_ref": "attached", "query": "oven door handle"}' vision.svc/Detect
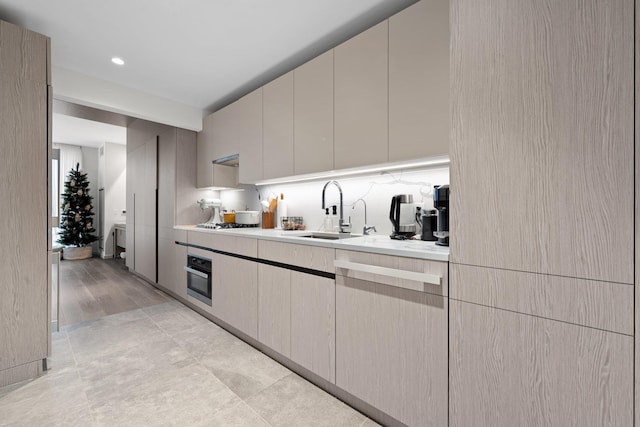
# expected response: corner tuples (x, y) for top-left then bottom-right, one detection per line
(184, 266), (209, 279)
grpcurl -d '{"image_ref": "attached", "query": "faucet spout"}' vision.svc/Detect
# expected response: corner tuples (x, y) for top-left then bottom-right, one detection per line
(352, 198), (367, 225)
(353, 198), (376, 235)
(322, 180), (350, 233)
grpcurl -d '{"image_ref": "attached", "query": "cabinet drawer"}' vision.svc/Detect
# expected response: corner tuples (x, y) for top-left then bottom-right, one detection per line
(450, 263), (633, 335)
(258, 240), (334, 273)
(335, 249), (447, 296)
(187, 231), (257, 258)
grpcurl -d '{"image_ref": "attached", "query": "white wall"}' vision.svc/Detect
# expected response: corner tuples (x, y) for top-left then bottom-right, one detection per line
(219, 166), (449, 236)
(53, 66), (203, 131)
(101, 143), (127, 258)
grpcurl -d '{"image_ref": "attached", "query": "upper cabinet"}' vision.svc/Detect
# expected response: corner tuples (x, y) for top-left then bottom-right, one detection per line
(196, 0), (450, 182)
(235, 89), (263, 184)
(334, 21), (388, 170)
(196, 114), (214, 188)
(294, 50), (334, 175)
(197, 89), (262, 186)
(263, 72), (294, 179)
(389, 0), (449, 161)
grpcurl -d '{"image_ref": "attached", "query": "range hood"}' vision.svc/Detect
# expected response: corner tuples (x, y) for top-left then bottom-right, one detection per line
(211, 154), (239, 189)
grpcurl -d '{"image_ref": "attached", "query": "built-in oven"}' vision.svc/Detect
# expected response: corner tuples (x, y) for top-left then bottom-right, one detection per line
(185, 254), (212, 306)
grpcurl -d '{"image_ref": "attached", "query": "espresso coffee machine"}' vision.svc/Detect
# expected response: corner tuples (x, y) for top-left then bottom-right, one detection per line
(433, 185), (449, 246)
(389, 194), (416, 240)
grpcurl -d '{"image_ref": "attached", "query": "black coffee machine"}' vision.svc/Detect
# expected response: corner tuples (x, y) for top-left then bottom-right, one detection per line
(433, 185), (449, 246)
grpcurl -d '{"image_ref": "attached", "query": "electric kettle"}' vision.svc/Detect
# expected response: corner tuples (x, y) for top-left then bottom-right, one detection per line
(389, 194), (416, 240)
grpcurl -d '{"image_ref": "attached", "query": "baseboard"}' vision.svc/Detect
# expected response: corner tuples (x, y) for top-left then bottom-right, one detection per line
(0, 360), (43, 389)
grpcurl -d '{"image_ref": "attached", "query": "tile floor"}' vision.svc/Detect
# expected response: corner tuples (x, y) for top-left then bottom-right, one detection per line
(0, 300), (378, 426)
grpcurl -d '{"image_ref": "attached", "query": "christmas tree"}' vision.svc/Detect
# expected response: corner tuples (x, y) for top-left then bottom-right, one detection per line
(57, 163), (97, 247)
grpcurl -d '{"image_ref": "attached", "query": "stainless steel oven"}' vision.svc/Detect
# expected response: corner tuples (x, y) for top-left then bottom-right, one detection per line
(185, 254), (212, 306)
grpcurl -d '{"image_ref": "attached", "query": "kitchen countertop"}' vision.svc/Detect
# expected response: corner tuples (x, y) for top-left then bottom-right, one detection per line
(175, 225), (449, 262)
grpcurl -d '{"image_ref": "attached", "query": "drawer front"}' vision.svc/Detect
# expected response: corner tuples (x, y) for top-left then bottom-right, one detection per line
(258, 240), (334, 273)
(450, 263), (633, 335)
(187, 231), (257, 258)
(335, 249), (448, 296)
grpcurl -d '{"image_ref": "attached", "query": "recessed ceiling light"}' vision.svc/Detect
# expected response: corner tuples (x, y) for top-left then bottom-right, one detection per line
(111, 57), (125, 66)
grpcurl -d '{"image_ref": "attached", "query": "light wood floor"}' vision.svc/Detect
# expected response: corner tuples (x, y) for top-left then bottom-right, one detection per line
(57, 256), (171, 326)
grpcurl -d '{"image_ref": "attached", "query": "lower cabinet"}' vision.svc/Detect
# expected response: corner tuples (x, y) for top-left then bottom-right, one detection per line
(258, 264), (291, 357)
(449, 300), (633, 427)
(172, 242), (187, 299)
(290, 272), (335, 383)
(335, 275), (448, 427)
(212, 253), (258, 339)
(257, 264), (336, 382)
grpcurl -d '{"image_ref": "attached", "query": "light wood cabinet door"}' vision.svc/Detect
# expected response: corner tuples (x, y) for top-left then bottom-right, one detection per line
(449, 299), (633, 426)
(0, 20), (48, 83)
(157, 237), (174, 292)
(0, 33), (48, 376)
(236, 89), (263, 183)
(294, 50), (334, 174)
(290, 272), (335, 383)
(132, 137), (157, 283)
(258, 264), (291, 357)
(450, 0), (634, 284)
(213, 254), (258, 339)
(211, 105), (237, 161)
(335, 275), (448, 427)
(196, 113), (215, 188)
(389, 0), (448, 161)
(334, 21), (388, 170)
(157, 130), (176, 229)
(173, 242), (187, 299)
(263, 72), (294, 179)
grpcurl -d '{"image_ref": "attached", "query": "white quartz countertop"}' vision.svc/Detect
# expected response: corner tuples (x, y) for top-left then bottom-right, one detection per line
(175, 225), (449, 262)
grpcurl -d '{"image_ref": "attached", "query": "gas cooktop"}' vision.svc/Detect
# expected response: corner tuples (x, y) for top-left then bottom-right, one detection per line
(196, 223), (259, 229)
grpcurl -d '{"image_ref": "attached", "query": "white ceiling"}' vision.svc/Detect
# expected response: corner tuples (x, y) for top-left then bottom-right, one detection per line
(0, 0), (416, 113)
(53, 114), (126, 148)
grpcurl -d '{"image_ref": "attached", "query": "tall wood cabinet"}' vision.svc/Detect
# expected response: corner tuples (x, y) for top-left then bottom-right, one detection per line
(450, 0), (634, 424)
(127, 135), (157, 283)
(127, 119), (199, 287)
(0, 20), (50, 387)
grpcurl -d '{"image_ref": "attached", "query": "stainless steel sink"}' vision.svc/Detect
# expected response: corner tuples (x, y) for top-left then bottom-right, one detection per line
(297, 232), (357, 240)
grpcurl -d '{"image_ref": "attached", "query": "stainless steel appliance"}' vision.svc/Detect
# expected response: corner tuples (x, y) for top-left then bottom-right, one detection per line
(185, 254), (212, 306)
(389, 194), (416, 240)
(433, 185), (449, 246)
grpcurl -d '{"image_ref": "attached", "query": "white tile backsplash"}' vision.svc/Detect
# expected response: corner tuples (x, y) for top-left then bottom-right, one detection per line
(219, 166), (449, 236)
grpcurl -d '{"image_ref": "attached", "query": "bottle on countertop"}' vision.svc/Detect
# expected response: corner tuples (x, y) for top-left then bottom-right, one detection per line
(322, 208), (333, 232)
(277, 193), (287, 229)
(331, 205), (339, 232)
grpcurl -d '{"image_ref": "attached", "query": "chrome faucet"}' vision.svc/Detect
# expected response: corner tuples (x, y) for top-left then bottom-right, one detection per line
(322, 180), (351, 234)
(353, 198), (376, 236)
